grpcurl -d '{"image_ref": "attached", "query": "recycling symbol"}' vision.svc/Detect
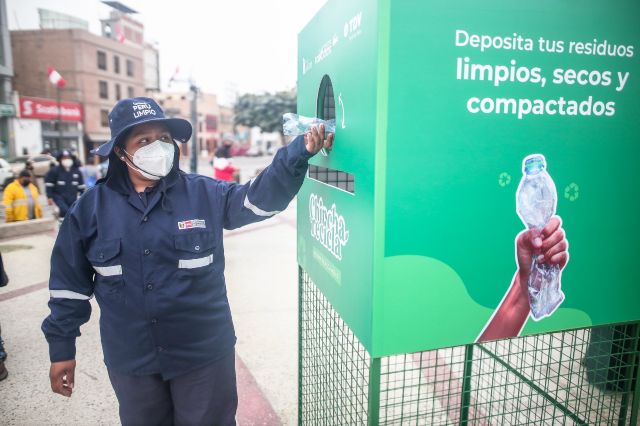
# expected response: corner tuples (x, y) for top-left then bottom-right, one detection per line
(498, 172), (511, 187)
(564, 183), (579, 201)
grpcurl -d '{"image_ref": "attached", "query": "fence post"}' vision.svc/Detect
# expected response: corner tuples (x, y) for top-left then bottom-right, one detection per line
(460, 344), (474, 425)
(368, 358), (381, 425)
(297, 266), (304, 426)
(626, 323), (640, 425)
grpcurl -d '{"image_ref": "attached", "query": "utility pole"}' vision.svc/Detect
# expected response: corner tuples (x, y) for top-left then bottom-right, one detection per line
(56, 85), (63, 150)
(189, 83), (198, 173)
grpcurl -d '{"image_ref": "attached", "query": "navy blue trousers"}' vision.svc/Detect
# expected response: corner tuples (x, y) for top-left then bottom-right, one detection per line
(107, 350), (237, 426)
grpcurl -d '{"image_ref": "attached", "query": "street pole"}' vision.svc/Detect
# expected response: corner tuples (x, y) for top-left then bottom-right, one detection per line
(189, 83), (198, 173)
(57, 85), (63, 151)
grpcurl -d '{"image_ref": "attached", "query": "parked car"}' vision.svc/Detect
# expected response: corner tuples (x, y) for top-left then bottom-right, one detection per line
(245, 146), (264, 157)
(0, 158), (15, 190)
(8, 154), (58, 177)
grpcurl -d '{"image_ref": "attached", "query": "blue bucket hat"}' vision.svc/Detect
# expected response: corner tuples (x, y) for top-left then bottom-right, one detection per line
(92, 97), (192, 157)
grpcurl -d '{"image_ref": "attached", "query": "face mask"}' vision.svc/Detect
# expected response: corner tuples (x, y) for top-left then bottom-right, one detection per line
(61, 159), (73, 168)
(20, 180), (30, 187)
(125, 140), (175, 180)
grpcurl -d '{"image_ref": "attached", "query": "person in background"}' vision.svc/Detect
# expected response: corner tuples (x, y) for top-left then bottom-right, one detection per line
(24, 160), (35, 177)
(213, 140), (239, 182)
(44, 151), (86, 221)
(2, 169), (43, 223)
(0, 252), (8, 381)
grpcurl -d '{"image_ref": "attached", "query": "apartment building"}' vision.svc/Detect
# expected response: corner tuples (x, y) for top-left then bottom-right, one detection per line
(11, 27), (145, 158)
(154, 91), (222, 157)
(0, 0), (14, 158)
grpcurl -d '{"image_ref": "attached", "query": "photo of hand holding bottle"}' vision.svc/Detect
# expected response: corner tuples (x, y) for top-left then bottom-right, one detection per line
(477, 154), (569, 342)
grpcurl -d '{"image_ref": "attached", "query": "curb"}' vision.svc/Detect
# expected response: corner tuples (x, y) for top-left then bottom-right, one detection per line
(0, 218), (56, 240)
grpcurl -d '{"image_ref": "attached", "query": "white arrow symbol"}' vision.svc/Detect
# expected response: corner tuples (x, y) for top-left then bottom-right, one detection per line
(338, 93), (346, 129)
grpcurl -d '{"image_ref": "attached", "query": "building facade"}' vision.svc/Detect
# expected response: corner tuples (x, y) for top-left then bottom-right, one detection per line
(143, 42), (160, 93)
(0, 0), (15, 158)
(11, 28), (145, 159)
(154, 91), (223, 158)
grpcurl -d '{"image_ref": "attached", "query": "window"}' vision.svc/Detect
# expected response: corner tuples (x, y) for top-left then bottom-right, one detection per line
(308, 165), (355, 194)
(99, 81), (109, 99)
(114, 55), (120, 74)
(100, 109), (109, 127)
(97, 51), (107, 70)
(127, 86), (134, 98)
(115, 84), (121, 100)
(126, 59), (134, 77)
(317, 75), (336, 121)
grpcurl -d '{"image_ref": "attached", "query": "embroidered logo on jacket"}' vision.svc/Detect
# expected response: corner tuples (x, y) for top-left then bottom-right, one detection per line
(178, 219), (206, 230)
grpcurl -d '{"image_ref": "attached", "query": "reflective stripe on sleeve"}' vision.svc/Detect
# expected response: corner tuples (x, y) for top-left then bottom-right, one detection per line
(45, 183), (55, 187)
(57, 181), (66, 185)
(93, 265), (123, 276)
(50, 289), (92, 300)
(243, 178), (280, 217)
(178, 254), (213, 269)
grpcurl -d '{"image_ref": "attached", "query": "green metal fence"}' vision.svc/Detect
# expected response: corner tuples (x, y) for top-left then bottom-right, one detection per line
(299, 268), (640, 425)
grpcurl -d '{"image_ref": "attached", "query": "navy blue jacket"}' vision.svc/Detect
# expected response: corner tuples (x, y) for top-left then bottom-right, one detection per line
(42, 136), (312, 379)
(45, 165), (86, 213)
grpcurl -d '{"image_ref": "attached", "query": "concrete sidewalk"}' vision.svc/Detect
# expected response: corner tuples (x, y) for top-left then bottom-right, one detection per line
(0, 199), (300, 425)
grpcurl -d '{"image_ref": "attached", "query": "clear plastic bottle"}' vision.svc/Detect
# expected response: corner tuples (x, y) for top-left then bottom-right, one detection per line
(282, 113), (336, 136)
(516, 154), (565, 320)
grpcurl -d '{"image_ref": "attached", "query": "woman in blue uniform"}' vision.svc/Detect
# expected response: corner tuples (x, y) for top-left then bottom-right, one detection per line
(42, 97), (333, 425)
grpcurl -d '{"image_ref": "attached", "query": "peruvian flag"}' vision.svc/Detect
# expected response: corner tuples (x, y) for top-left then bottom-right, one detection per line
(47, 66), (66, 88)
(115, 24), (125, 43)
(168, 66), (180, 86)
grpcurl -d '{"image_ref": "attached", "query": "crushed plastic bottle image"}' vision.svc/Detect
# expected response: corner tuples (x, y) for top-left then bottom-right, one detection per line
(516, 154), (565, 320)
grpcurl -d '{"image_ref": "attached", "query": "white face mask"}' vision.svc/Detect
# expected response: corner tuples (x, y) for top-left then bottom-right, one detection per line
(125, 140), (175, 180)
(61, 158), (73, 168)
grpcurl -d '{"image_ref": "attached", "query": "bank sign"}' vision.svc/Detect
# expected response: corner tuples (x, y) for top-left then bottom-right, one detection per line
(19, 96), (83, 122)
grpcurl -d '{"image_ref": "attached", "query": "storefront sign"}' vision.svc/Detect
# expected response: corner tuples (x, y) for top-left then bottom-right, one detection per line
(19, 96), (83, 122)
(0, 103), (15, 117)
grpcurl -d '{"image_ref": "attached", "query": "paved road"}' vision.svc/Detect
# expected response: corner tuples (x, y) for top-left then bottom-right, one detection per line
(0, 152), (301, 425)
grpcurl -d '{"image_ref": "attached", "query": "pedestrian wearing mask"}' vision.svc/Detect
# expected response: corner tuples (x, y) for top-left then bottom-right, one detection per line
(41, 97), (333, 425)
(2, 169), (42, 222)
(44, 151), (86, 220)
(213, 140), (238, 182)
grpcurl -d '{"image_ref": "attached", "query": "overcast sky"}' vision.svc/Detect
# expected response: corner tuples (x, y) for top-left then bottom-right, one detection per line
(6, 0), (327, 99)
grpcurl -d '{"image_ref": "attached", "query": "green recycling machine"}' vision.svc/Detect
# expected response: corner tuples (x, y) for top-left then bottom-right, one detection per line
(295, 0), (640, 424)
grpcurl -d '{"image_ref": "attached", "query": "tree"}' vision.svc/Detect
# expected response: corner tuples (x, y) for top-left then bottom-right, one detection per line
(234, 90), (297, 136)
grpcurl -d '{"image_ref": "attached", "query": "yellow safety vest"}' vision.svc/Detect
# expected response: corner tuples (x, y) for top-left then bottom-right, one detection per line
(2, 180), (43, 222)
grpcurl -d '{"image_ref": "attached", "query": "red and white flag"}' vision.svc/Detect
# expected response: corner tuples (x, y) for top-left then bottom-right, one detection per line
(168, 66), (180, 86)
(115, 24), (125, 43)
(47, 66), (66, 88)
